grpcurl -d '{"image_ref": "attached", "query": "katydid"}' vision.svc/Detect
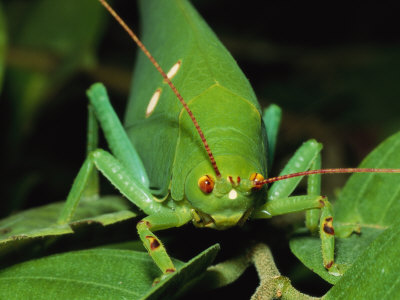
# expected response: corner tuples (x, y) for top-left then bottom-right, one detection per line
(58, 0), (400, 280)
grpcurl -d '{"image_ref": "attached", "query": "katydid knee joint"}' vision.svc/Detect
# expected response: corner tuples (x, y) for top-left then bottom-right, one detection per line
(138, 220), (151, 229)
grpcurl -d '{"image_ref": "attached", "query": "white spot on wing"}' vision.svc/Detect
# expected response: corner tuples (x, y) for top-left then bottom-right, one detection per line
(146, 89), (161, 118)
(228, 189), (237, 200)
(166, 60), (181, 80)
(261, 209), (271, 216)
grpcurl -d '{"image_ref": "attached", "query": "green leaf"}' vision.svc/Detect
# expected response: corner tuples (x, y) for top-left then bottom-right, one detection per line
(324, 219), (400, 299)
(290, 227), (381, 284)
(334, 131), (400, 226)
(0, 196), (137, 258)
(144, 244), (220, 299)
(0, 244), (219, 299)
(177, 247), (251, 296)
(290, 131), (400, 283)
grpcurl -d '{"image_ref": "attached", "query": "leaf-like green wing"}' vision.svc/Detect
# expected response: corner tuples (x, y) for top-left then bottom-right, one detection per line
(324, 219), (400, 299)
(290, 131), (400, 283)
(0, 245), (219, 300)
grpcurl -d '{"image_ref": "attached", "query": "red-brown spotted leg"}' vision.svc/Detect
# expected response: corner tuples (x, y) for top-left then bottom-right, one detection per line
(319, 198), (341, 276)
(137, 213), (181, 279)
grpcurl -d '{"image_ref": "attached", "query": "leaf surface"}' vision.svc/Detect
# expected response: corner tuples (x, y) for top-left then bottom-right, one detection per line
(324, 219), (400, 299)
(0, 244), (219, 300)
(0, 196), (137, 258)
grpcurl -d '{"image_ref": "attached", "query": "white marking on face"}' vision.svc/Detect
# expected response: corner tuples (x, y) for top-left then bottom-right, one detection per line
(228, 189), (238, 200)
(146, 89), (161, 118)
(166, 60), (181, 80)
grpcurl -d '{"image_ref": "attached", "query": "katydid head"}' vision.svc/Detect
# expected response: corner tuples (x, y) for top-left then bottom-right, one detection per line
(186, 159), (400, 230)
(185, 156), (265, 230)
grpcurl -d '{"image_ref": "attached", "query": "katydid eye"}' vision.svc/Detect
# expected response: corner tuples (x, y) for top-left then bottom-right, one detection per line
(198, 175), (214, 194)
(250, 172), (264, 189)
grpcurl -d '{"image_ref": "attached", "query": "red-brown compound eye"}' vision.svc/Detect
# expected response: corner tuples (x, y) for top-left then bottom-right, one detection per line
(250, 172), (264, 189)
(198, 175), (214, 194)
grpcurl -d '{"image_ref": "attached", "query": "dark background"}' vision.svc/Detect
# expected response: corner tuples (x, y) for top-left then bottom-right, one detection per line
(1, 0), (399, 297)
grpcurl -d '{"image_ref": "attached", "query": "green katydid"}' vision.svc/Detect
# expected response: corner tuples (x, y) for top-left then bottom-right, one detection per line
(58, 0), (400, 280)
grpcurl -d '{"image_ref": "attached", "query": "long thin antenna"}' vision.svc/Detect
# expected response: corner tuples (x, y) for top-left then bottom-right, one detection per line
(98, 0), (221, 178)
(255, 168), (400, 186)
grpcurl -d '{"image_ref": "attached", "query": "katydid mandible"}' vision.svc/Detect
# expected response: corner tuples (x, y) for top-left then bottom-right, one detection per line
(58, 0), (400, 279)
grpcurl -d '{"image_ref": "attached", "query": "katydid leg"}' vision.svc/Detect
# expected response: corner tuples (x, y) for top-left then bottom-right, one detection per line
(60, 83), (194, 276)
(58, 156), (96, 224)
(59, 148), (191, 274)
(255, 195), (325, 217)
(305, 154), (321, 234)
(82, 105), (100, 200)
(254, 194), (339, 275)
(137, 213), (185, 275)
(87, 83), (149, 188)
(267, 139), (322, 201)
(59, 81), (157, 222)
(58, 149), (166, 224)
(252, 139), (341, 275)
(263, 104), (282, 168)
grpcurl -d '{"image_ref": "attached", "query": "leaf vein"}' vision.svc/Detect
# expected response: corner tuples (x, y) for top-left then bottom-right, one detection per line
(0, 276), (139, 296)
